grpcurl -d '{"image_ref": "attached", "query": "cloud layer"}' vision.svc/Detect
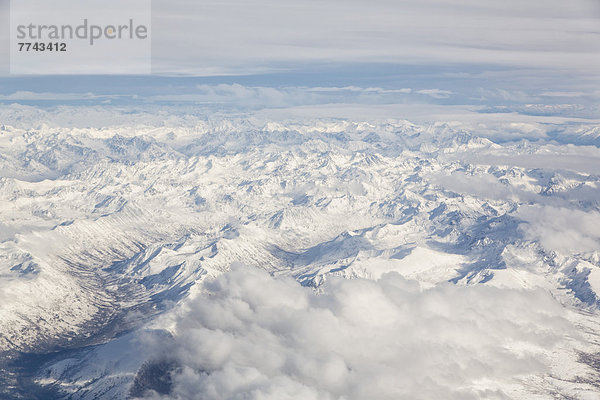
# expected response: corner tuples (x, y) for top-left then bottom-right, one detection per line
(150, 0), (600, 76)
(516, 205), (600, 255)
(142, 265), (573, 400)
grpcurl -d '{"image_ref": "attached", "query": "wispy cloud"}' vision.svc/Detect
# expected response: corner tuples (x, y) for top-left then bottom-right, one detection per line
(416, 89), (453, 99)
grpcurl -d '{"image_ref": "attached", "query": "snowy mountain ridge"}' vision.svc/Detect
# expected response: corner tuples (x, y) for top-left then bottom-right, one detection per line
(1, 109), (600, 398)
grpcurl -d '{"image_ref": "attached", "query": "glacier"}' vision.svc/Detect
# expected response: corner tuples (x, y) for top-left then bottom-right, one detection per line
(0, 103), (599, 399)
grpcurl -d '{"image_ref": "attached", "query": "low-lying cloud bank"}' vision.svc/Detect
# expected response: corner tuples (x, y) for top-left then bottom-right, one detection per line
(516, 205), (600, 255)
(142, 265), (574, 400)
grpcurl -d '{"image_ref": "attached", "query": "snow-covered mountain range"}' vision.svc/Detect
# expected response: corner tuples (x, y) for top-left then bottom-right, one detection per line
(1, 104), (599, 399)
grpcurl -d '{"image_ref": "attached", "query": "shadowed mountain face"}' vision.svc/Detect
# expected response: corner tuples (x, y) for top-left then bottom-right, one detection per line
(0, 107), (599, 399)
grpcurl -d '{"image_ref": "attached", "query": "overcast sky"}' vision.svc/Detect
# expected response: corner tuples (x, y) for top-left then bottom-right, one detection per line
(0, 0), (599, 113)
(149, 0), (600, 76)
(0, 0), (599, 77)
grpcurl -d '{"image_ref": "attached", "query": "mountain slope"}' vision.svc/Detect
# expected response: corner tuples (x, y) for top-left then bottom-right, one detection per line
(0, 110), (599, 398)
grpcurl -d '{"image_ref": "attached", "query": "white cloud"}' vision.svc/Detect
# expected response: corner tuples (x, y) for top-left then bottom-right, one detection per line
(416, 89), (453, 99)
(139, 84), (425, 109)
(428, 171), (521, 202)
(141, 265), (573, 399)
(516, 205), (600, 255)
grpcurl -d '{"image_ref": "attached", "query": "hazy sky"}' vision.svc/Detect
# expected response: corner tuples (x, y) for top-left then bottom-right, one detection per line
(0, 0), (599, 113)
(149, 0), (600, 76)
(0, 0), (8, 74)
(1, 0), (599, 76)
